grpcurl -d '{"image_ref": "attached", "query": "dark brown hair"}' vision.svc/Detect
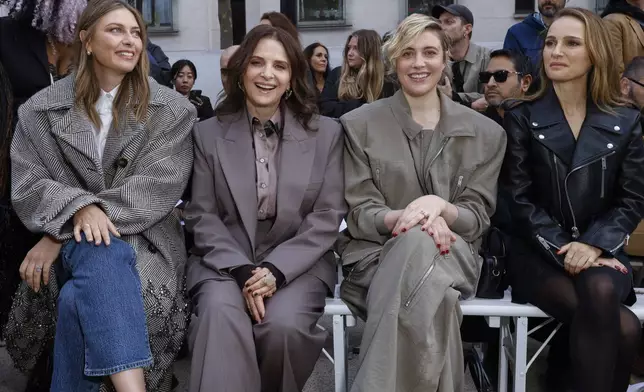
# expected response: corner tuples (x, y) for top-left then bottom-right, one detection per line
(260, 12), (301, 47)
(74, 0), (150, 129)
(216, 24), (318, 130)
(0, 62), (13, 197)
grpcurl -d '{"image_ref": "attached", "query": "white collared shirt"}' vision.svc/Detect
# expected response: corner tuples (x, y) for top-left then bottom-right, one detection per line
(93, 86), (119, 161)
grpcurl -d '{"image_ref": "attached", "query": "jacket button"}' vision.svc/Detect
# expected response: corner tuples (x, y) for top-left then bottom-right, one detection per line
(607, 143), (614, 149)
(532, 122), (538, 127)
(148, 243), (157, 253)
(614, 126), (621, 131)
(538, 134), (545, 139)
(117, 157), (128, 168)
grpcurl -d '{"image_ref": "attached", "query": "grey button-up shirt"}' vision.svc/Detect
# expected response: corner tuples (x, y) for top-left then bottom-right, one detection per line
(251, 111), (281, 220)
(452, 42), (490, 104)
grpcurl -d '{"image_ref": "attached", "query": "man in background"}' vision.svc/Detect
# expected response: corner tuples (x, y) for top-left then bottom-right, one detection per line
(433, 4), (490, 111)
(621, 56), (644, 109)
(503, 0), (567, 67)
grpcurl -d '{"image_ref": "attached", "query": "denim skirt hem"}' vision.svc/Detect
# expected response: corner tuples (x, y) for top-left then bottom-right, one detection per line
(84, 356), (153, 377)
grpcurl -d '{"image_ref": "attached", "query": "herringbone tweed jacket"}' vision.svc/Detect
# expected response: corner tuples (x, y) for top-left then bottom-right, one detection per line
(5, 74), (196, 391)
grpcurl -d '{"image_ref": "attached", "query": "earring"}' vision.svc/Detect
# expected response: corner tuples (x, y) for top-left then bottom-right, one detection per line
(284, 89), (292, 99)
(237, 81), (245, 93)
(87, 50), (92, 56)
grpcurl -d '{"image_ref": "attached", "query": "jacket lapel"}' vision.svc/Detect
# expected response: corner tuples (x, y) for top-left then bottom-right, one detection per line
(103, 81), (164, 187)
(264, 109), (316, 244)
(570, 106), (623, 167)
(48, 77), (105, 193)
(629, 17), (644, 50)
(218, 111), (259, 255)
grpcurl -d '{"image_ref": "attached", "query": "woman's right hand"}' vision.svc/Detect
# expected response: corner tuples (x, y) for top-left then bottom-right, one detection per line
(593, 257), (628, 275)
(73, 204), (120, 245)
(19, 236), (62, 293)
(422, 216), (457, 255)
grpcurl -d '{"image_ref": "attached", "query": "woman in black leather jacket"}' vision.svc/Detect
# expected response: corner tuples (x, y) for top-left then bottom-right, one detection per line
(503, 8), (644, 392)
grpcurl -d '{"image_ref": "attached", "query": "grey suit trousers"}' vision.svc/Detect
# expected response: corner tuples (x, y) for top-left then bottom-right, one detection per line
(343, 227), (480, 392)
(188, 273), (328, 392)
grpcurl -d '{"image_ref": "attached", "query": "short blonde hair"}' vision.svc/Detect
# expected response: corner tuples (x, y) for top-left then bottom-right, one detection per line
(383, 13), (449, 76)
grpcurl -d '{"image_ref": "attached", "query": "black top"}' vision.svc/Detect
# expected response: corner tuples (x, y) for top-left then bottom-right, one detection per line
(318, 66), (397, 118)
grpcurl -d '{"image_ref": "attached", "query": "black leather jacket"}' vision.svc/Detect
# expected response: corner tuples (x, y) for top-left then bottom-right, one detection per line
(502, 89), (644, 267)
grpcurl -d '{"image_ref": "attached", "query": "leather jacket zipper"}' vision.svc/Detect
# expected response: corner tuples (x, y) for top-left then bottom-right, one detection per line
(553, 154), (566, 226)
(563, 152), (616, 239)
(404, 257), (438, 308)
(536, 234), (564, 266)
(600, 157), (607, 198)
(609, 234), (630, 254)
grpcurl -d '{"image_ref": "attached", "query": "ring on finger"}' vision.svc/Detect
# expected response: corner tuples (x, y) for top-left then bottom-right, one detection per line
(35, 266), (43, 272)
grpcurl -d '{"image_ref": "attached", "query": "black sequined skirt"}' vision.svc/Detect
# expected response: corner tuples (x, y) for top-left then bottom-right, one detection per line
(0, 202), (39, 335)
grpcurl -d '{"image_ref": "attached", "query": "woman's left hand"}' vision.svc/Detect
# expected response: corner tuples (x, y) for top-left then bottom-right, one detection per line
(393, 195), (446, 236)
(557, 241), (602, 275)
(422, 216), (457, 254)
(245, 267), (278, 298)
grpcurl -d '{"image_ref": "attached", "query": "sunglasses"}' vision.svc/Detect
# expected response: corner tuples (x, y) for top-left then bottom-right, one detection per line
(479, 70), (523, 84)
(628, 77), (644, 89)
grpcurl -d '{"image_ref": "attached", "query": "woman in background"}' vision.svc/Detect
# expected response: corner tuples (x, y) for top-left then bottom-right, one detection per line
(172, 59), (214, 121)
(303, 42), (330, 95)
(319, 29), (395, 118)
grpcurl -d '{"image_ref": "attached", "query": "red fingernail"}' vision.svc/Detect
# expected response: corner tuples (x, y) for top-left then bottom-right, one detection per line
(401, 228), (407, 233)
(436, 244), (441, 249)
(429, 231), (434, 235)
(248, 288), (253, 293)
(392, 233), (398, 237)
(446, 250), (450, 255)
(421, 227), (425, 231)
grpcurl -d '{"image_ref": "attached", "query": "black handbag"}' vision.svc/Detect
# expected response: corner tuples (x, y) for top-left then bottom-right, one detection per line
(476, 227), (508, 299)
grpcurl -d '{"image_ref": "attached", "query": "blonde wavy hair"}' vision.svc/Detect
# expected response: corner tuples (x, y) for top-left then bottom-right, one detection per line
(383, 13), (449, 78)
(74, 0), (150, 130)
(530, 7), (627, 112)
(337, 29), (384, 103)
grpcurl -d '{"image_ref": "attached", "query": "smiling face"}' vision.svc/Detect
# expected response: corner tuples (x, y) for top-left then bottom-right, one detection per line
(310, 45), (328, 74)
(84, 8), (143, 78)
(395, 30), (446, 98)
(543, 15), (592, 84)
(242, 37), (291, 111)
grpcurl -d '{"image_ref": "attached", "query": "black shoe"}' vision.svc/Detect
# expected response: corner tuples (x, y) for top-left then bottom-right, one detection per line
(171, 374), (179, 390)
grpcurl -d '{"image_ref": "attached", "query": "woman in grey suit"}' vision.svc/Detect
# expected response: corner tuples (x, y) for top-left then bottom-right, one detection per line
(339, 14), (506, 391)
(7, 0), (195, 390)
(184, 24), (346, 392)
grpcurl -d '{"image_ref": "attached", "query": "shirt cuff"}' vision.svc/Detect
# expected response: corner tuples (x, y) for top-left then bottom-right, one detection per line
(375, 209), (391, 236)
(229, 265), (255, 289)
(260, 262), (286, 288)
(450, 205), (477, 234)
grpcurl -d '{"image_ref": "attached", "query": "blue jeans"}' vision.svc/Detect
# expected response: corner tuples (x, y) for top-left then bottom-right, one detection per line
(50, 235), (153, 392)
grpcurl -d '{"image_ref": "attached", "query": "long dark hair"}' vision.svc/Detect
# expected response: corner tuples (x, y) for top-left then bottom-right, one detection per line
(303, 42), (331, 80)
(216, 24), (318, 131)
(0, 62), (13, 197)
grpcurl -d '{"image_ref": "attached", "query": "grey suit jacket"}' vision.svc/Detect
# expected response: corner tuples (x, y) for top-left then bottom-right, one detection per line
(184, 108), (346, 292)
(452, 42), (491, 104)
(9, 74), (196, 389)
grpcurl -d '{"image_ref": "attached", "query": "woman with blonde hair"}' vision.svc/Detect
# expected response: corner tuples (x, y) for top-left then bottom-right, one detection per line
(503, 8), (644, 391)
(319, 29), (395, 118)
(6, 0), (195, 390)
(339, 14), (505, 391)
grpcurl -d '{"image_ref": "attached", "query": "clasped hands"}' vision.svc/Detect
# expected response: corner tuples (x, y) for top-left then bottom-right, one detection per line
(557, 241), (628, 276)
(389, 195), (456, 255)
(20, 204), (120, 292)
(243, 267), (278, 323)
